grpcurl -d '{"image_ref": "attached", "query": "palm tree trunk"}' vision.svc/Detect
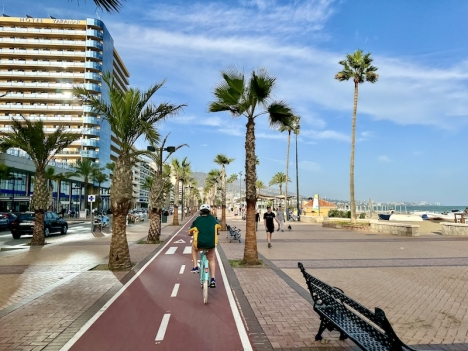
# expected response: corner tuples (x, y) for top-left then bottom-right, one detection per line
(221, 167), (227, 230)
(147, 176), (165, 243)
(244, 117), (260, 265)
(108, 155), (132, 270)
(285, 131), (291, 215)
(147, 208), (161, 243)
(172, 179), (179, 225)
(350, 81), (359, 224)
(30, 170), (48, 246)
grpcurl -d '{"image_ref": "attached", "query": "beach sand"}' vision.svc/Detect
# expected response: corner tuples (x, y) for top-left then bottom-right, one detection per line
(369, 213), (444, 234)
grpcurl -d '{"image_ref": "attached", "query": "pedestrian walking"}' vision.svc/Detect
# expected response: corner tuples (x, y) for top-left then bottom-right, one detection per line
(276, 206), (285, 232)
(255, 210), (260, 231)
(263, 206), (280, 248)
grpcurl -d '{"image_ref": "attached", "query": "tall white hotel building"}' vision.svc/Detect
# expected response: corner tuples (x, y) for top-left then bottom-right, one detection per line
(0, 15), (130, 212)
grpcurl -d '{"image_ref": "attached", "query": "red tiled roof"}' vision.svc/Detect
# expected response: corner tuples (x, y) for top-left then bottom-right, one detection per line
(304, 199), (337, 208)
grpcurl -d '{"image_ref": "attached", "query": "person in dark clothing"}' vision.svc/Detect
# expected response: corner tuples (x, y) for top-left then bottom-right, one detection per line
(255, 210), (260, 231)
(263, 206), (279, 248)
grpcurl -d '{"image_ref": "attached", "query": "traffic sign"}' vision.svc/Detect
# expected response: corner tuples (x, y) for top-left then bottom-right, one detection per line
(88, 195), (96, 202)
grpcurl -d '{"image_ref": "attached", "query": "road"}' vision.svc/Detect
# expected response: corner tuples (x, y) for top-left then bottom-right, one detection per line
(0, 222), (92, 248)
(63, 219), (252, 351)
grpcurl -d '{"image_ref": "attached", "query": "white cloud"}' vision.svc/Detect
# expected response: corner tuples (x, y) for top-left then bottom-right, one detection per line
(378, 155), (392, 163)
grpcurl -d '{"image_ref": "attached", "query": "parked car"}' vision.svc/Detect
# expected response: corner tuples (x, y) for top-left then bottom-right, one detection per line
(0, 212), (17, 229)
(0, 215), (9, 229)
(10, 211), (68, 239)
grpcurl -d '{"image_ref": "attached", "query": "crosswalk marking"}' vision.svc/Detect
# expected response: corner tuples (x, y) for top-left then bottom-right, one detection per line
(183, 246), (191, 254)
(165, 247), (177, 255)
(171, 284), (180, 297)
(155, 314), (171, 342)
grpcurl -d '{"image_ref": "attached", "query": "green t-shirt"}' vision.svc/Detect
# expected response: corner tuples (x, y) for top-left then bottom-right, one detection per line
(190, 215), (220, 249)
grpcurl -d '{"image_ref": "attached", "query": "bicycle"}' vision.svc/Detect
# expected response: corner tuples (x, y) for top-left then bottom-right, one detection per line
(199, 249), (211, 304)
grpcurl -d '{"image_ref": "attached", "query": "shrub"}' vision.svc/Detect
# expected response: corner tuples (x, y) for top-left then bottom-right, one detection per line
(359, 212), (366, 219)
(328, 209), (351, 218)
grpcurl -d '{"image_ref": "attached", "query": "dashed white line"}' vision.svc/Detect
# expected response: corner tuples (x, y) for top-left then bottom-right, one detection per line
(155, 313), (171, 342)
(165, 247), (177, 255)
(179, 265), (185, 274)
(171, 283), (180, 297)
(183, 246), (191, 254)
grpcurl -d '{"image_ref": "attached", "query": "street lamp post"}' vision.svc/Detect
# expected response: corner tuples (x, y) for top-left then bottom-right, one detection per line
(9, 176), (23, 212)
(295, 124), (300, 221)
(147, 145), (175, 230)
(238, 171), (242, 208)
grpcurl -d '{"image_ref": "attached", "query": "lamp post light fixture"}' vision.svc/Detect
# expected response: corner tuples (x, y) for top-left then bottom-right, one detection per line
(295, 124), (300, 221)
(9, 176), (23, 212)
(238, 171), (242, 204)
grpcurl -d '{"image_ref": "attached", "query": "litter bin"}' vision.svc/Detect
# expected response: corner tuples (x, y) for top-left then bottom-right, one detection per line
(162, 210), (169, 223)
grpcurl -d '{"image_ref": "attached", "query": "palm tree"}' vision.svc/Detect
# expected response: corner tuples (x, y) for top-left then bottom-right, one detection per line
(255, 179), (266, 199)
(74, 72), (185, 270)
(213, 154), (234, 230)
(0, 117), (80, 245)
(71, 0), (124, 13)
(171, 158), (182, 226)
(269, 172), (290, 205)
(279, 115), (300, 214)
(93, 170), (109, 212)
(66, 158), (101, 215)
(0, 164), (14, 181)
(206, 169), (221, 217)
(179, 165), (193, 220)
(209, 67), (294, 264)
(335, 49), (378, 224)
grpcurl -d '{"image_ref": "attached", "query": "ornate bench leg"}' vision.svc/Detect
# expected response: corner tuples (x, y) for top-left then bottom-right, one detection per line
(315, 319), (327, 341)
(339, 331), (348, 340)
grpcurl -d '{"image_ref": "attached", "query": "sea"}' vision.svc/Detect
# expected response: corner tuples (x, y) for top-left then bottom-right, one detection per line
(388, 205), (467, 214)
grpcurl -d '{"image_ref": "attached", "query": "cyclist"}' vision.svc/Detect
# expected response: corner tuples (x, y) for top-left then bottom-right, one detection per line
(188, 204), (221, 288)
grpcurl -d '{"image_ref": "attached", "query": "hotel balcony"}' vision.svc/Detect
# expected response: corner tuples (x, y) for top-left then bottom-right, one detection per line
(80, 150), (99, 158)
(0, 104), (83, 112)
(86, 29), (104, 40)
(2, 93), (78, 103)
(85, 51), (103, 61)
(0, 59), (85, 68)
(82, 116), (99, 125)
(0, 27), (86, 36)
(84, 72), (101, 82)
(85, 40), (103, 51)
(0, 38), (87, 48)
(81, 139), (99, 147)
(0, 115), (83, 123)
(0, 71), (85, 79)
(85, 61), (102, 71)
(0, 48), (86, 58)
(82, 128), (100, 136)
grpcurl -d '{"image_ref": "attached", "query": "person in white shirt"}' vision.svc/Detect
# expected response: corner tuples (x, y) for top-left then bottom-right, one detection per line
(276, 206), (285, 232)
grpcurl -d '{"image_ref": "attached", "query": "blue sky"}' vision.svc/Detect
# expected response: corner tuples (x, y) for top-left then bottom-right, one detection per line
(8, 0), (468, 205)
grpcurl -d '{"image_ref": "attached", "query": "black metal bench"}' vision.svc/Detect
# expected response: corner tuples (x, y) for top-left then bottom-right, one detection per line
(298, 262), (417, 351)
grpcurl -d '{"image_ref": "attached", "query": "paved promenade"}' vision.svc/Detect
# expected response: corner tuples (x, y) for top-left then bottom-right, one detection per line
(0, 212), (467, 350)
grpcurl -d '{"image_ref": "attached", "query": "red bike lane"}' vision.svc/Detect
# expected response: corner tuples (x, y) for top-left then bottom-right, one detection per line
(63, 219), (251, 351)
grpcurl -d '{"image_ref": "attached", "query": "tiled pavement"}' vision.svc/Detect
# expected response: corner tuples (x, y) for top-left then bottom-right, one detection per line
(1, 213), (468, 350)
(220, 215), (468, 350)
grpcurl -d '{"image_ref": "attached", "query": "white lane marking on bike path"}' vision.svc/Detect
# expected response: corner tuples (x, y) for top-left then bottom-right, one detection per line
(155, 314), (171, 342)
(170, 284), (180, 297)
(179, 265), (185, 274)
(183, 246), (191, 254)
(165, 247), (177, 254)
(60, 225), (188, 351)
(216, 249), (253, 351)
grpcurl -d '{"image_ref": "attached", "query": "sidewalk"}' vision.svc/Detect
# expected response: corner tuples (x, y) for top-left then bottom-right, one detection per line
(1, 212), (468, 350)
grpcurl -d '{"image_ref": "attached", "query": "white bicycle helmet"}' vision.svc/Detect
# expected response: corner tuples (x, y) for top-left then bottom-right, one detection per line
(199, 204), (211, 212)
